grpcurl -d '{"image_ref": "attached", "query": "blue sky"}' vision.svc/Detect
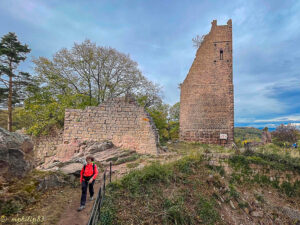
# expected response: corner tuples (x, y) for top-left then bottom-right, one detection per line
(0, 0), (299, 129)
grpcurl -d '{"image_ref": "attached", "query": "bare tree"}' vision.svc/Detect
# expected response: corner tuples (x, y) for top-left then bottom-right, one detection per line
(192, 35), (206, 48)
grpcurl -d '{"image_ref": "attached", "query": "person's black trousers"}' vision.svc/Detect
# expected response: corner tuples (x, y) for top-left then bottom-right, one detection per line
(80, 179), (95, 206)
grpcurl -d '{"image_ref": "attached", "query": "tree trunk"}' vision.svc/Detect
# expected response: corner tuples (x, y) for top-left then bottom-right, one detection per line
(7, 62), (13, 132)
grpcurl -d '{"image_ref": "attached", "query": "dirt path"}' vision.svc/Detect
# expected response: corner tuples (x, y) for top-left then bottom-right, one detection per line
(54, 154), (178, 225)
(56, 165), (128, 225)
(57, 181), (102, 225)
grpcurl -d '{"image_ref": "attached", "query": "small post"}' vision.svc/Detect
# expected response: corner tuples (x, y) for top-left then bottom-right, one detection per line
(109, 162), (112, 183)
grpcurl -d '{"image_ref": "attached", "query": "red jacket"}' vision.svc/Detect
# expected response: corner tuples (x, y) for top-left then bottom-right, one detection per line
(80, 163), (98, 183)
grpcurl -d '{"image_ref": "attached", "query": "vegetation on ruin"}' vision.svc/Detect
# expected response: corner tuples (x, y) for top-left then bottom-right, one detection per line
(99, 153), (223, 225)
(97, 141), (300, 224)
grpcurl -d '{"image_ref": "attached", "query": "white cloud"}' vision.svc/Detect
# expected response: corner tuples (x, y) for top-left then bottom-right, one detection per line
(254, 115), (300, 123)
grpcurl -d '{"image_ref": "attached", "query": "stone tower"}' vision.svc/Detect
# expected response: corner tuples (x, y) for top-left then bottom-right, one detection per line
(180, 19), (234, 146)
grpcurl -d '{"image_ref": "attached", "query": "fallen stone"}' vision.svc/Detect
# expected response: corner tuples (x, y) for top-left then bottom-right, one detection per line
(250, 210), (264, 217)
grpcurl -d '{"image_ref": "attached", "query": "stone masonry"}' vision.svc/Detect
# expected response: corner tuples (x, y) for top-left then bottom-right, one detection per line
(33, 130), (63, 163)
(63, 96), (160, 155)
(180, 19), (234, 146)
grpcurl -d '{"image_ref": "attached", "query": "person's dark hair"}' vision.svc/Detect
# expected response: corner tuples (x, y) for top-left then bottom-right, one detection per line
(86, 156), (95, 161)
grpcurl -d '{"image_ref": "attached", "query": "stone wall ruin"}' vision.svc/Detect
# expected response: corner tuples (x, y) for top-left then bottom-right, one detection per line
(63, 96), (160, 155)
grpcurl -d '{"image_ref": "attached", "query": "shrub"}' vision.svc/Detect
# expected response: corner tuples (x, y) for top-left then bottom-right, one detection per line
(272, 124), (299, 146)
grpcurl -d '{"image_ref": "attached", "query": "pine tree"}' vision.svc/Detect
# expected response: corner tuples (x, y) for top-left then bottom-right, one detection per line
(0, 32), (31, 131)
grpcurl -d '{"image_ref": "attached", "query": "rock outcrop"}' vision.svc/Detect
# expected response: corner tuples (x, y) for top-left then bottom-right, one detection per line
(0, 128), (34, 181)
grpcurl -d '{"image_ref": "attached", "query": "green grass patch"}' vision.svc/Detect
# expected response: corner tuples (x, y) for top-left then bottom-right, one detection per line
(99, 153), (222, 224)
(197, 195), (221, 225)
(114, 153), (140, 165)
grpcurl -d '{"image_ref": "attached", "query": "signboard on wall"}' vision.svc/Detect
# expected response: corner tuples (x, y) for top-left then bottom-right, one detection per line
(220, 134), (228, 140)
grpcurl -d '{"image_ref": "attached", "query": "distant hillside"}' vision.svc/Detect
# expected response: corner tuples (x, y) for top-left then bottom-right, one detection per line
(234, 127), (262, 141)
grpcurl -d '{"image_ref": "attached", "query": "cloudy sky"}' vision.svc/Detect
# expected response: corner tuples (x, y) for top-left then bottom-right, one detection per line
(0, 0), (299, 129)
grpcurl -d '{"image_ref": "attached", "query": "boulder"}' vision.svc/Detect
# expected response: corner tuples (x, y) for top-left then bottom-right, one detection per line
(59, 163), (83, 177)
(36, 173), (67, 191)
(0, 128), (34, 181)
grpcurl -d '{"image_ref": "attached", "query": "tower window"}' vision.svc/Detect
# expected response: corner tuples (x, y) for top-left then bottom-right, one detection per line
(220, 49), (223, 60)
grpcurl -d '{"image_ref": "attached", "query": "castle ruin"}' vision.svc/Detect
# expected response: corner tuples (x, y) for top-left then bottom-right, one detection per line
(63, 96), (160, 154)
(180, 19), (234, 146)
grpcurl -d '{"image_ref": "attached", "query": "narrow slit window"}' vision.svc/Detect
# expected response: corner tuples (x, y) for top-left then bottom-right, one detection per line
(220, 49), (223, 60)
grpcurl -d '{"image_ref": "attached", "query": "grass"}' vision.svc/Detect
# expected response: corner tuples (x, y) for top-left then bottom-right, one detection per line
(126, 162), (140, 168)
(113, 153), (140, 165)
(228, 150), (300, 197)
(99, 152), (223, 225)
(166, 141), (234, 156)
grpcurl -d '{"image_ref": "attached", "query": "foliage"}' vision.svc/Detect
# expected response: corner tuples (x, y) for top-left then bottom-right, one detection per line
(99, 154), (220, 224)
(20, 87), (94, 135)
(272, 124), (300, 146)
(120, 162), (173, 194)
(114, 154), (139, 165)
(169, 102), (180, 121)
(197, 195), (220, 225)
(33, 39), (162, 106)
(0, 108), (33, 131)
(19, 39), (162, 135)
(147, 103), (170, 142)
(0, 32), (32, 131)
(147, 102), (180, 143)
(163, 195), (191, 224)
(234, 127), (262, 141)
(99, 195), (117, 225)
(229, 151), (300, 197)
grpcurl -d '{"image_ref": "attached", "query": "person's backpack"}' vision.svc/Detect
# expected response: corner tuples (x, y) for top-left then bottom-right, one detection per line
(83, 163), (95, 177)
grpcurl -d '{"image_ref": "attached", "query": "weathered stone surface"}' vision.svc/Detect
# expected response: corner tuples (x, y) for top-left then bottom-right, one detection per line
(59, 163), (83, 175)
(180, 20), (234, 146)
(63, 96), (159, 155)
(0, 128), (34, 180)
(86, 141), (114, 154)
(36, 173), (67, 191)
(33, 96), (160, 165)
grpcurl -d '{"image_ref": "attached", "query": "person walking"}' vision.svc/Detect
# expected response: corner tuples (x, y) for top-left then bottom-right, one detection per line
(77, 156), (98, 211)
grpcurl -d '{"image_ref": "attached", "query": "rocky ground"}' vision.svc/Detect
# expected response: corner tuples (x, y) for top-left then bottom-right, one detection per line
(2, 128), (300, 225)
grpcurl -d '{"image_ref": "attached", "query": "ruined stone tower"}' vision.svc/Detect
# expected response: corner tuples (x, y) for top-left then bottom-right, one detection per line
(180, 19), (234, 146)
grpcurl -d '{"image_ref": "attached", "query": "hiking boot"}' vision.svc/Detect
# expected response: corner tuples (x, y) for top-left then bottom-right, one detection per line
(89, 196), (94, 201)
(77, 205), (85, 211)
